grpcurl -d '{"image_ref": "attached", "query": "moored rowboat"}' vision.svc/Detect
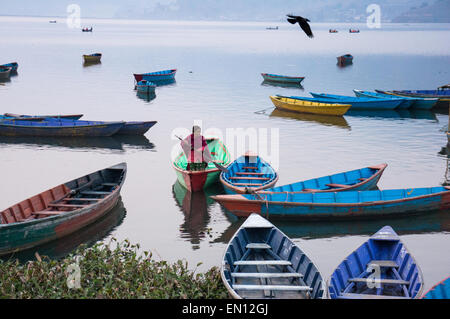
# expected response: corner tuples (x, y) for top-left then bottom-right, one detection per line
(337, 54), (353, 65)
(133, 69), (177, 83)
(0, 62), (18, 72)
(173, 138), (231, 192)
(374, 90), (437, 109)
(221, 213), (325, 299)
(261, 73), (304, 84)
(2, 113), (83, 120)
(0, 163), (127, 255)
(270, 96), (350, 116)
(83, 53), (102, 63)
(353, 90), (413, 109)
(328, 226), (424, 299)
(309, 93), (403, 110)
(212, 185), (450, 220)
(421, 276), (450, 299)
(220, 153), (278, 194)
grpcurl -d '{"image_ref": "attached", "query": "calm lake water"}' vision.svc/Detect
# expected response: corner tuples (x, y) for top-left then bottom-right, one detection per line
(1, 17), (450, 293)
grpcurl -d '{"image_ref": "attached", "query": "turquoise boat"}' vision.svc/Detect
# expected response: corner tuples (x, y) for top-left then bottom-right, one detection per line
(220, 154), (278, 194)
(353, 90), (413, 109)
(328, 226), (424, 299)
(261, 73), (305, 84)
(0, 62), (18, 72)
(133, 69), (176, 83)
(422, 276), (450, 299)
(308, 93), (403, 110)
(375, 90), (438, 109)
(211, 186), (450, 220)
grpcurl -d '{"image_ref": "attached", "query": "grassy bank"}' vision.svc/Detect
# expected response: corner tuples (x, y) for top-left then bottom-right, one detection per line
(0, 239), (228, 299)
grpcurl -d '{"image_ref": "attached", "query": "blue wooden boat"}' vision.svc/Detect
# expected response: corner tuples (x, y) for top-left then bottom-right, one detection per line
(422, 276), (450, 299)
(0, 119), (124, 137)
(220, 153), (278, 194)
(211, 186), (450, 220)
(116, 121), (157, 135)
(0, 62), (18, 72)
(133, 69), (176, 83)
(2, 113), (83, 121)
(221, 213), (325, 299)
(309, 93), (403, 110)
(261, 73), (305, 84)
(136, 80), (156, 94)
(353, 90), (413, 109)
(375, 90), (438, 109)
(328, 226), (424, 299)
(394, 89), (450, 100)
(263, 163), (386, 194)
(337, 54), (353, 66)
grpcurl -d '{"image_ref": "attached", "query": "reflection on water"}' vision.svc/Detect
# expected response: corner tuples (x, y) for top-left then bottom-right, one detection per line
(136, 91), (156, 102)
(172, 180), (224, 250)
(214, 210), (450, 244)
(346, 109), (438, 121)
(0, 135), (155, 152)
(83, 61), (101, 68)
(1, 198), (127, 263)
(270, 108), (351, 130)
(260, 80), (304, 90)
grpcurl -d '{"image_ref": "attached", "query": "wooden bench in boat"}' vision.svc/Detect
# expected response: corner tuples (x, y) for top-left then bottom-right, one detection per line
(232, 182), (265, 186)
(302, 188), (319, 192)
(81, 191), (111, 196)
(232, 272), (303, 278)
(348, 278), (409, 285)
(232, 284), (312, 291)
(62, 198), (101, 202)
(236, 172), (265, 176)
(326, 183), (351, 188)
(234, 260), (292, 266)
(32, 211), (63, 216)
(246, 243), (271, 249)
(102, 183), (118, 187)
(48, 203), (87, 208)
(242, 167), (258, 170)
(368, 260), (399, 268)
(338, 293), (409, 299)
(230, 177), (270, 181)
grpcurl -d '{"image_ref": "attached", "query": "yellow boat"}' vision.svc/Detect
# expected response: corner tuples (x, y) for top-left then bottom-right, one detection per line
(83, 53), (102, 63)
(269, 96), (351, 116)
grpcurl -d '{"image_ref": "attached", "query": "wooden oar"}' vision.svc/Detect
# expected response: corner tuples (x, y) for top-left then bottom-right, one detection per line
(175, 135), (228, 173)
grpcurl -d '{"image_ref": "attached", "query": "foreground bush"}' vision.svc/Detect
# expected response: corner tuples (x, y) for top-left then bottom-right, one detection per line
(0, 239), (228, 299)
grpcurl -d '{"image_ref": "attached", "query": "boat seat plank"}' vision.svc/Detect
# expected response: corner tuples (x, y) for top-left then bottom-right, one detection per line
(235, 260), (291, 267)
(348, 278), (409, 285)
(48, 203), (87, 208)
(63, 198), (101, 202)
(235, 172), (265, 176)
(242, 167), (259, 170)
(81, 191), (111, 195)
(231, 273), (303, 278)
(326, 183), (350, 188)
(232, 284), (312, 291)
(232, 182), (265, 186)
(102, 183), (118, 187)
(32, 211), (63, 215)
(230, 177), (270, 181)
(246, 243), (271, 249)
(338, 293), (409, 299)
(368, 260), (399, 268)
(302, 188), (319, 192)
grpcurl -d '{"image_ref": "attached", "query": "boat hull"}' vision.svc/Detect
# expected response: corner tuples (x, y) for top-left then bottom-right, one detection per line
(422, 276), (450, 299)
(116, 121), (157, 135)
(134, 69), (177, 82)
(271, 96), (350, 116)
(354, 90), (413, 109)
(0, 163), (126, 255)
(375, 90), (438, 109)
(83, 54), (101, 63)
(3, 113), (83, 120)
(261, 73), (304, 84)
(309, 93), (402, 110)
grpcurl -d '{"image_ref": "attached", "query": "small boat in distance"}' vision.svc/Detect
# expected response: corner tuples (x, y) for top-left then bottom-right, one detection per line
(133, 69), (177, 83)
(337, 54), (353, 66)
(329, 29), (338, 33)
(0, 62), (18, 73)
(266, 26), (278, 30)
(349, 29), (360, 33)
(261, 73), (304, 85)
(83, 53), (102, 63)
(221, 213), (325, 299)
(0, 163), (127, 255)
(136, 80), (156, 94)
(220, 153), (278, 194)
(82, 27), (93, 32)
(49, 20), (57, 23)
(421, 276), (450, 299)
(270, 95), (350, 116)
(0, 66), (12, 79)
(328, 226), (424, 299)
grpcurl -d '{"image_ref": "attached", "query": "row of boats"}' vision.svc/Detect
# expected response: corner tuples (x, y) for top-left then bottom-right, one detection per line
(222, 213), (448, 299)
(0, 114), (157, 137)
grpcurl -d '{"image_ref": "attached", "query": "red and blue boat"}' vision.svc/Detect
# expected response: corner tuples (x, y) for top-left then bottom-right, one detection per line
(133, 69), (177, 83)
(0, 163), (126, 255)
(212, 186), (450, 220)
(328, 226), (424, 299)
(0, 62), (18, 73)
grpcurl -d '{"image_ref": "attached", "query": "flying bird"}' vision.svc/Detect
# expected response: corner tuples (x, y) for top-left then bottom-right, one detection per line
(287, 14), (313, 38)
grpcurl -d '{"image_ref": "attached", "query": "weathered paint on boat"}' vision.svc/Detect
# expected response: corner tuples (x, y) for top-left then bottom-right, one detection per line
(0, 119), (124, 137)
(116, 121), (157, 135)
(212, 186), (450, 220)
(261, 73), (304, 84)
(0, 163), (127, 255)
(422, 276), (450, 299)
(221, 213), (325, 299)
(374, 90), (437, 109)
(328, 226), (424, 299)
(83, 53), (102, 63)
(353, 90), (413, 109)
(133, 69), (177, 82)
(271, 96), (350, 116)
(173, 138), (231, 192)
(309, 93), (403, 110)
(220, 154), (278, 194)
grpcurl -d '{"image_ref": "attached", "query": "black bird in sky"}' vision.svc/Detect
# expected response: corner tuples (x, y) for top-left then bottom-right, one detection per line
(287, 14), (313, 38)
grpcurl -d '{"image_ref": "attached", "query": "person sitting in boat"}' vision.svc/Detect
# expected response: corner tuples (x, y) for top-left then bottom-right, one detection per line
(180, 126), (212, 171)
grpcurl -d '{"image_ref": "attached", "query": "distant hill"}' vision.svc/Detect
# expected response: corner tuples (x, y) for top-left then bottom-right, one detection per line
(393, 0), (450, 23)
